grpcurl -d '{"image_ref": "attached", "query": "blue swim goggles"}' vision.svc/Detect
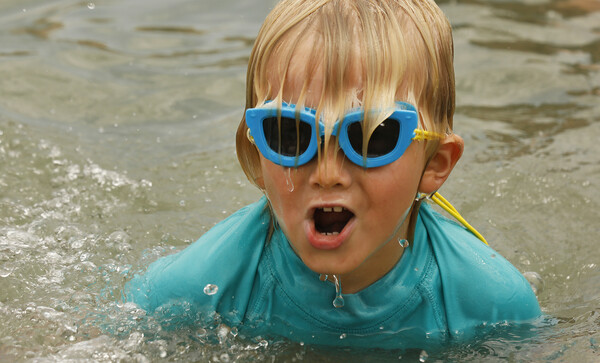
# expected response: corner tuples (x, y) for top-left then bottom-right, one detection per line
(245, 101), (443, 168)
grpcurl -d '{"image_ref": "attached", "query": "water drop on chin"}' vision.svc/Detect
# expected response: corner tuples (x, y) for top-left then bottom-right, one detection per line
(203, 283), (218, 295)
(398, 239), (409, 248)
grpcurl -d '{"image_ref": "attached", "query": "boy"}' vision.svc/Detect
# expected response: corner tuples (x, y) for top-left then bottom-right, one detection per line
(126, 0), (541, 349)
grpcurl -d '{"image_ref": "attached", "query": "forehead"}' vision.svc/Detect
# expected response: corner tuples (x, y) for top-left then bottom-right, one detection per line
(265, 34), (364, 109)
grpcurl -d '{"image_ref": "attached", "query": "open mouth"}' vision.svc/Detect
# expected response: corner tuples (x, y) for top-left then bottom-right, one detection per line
(313, 206), (355, 235)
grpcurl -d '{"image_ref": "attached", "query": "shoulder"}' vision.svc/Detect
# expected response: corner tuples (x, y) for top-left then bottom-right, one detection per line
(125, 197), (272, 320)
(418, 203), (541, 329)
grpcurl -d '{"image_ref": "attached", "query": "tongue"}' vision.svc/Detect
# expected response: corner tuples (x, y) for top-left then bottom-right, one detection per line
(314, 210), (353, 233)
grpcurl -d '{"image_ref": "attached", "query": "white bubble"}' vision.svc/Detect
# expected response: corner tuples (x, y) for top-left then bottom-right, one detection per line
(203, 284), (218, 295)
(87, 2), (95, 10)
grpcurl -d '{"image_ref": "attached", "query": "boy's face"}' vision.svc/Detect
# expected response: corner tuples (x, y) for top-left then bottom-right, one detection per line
(254, 52), (430, 293)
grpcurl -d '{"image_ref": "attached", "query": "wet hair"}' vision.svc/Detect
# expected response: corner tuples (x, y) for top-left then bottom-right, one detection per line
(236, 0), (455, 186)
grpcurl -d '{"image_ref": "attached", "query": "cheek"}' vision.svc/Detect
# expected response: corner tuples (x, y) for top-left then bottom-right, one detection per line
(364, 149), (425, 207)
(259, 160), (298, 219)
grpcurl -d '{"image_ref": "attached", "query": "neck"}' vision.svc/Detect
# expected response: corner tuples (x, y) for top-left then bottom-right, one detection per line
(336, 217), (411, 294)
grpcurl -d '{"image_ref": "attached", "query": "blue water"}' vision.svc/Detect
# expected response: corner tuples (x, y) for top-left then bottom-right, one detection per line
(0, 0), (599, 361)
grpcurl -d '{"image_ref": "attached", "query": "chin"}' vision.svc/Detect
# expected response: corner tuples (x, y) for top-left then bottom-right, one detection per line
(302, 258), (358, 276)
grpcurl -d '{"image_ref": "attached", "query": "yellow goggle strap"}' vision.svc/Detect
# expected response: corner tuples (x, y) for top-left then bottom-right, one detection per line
(431, 192), (489, 245)
(413, 129), (445, 141)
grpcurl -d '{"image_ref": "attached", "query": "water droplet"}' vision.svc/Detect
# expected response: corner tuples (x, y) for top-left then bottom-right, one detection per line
(319, 274), (328, 282)
(398, 239), (409, 248)
(258, 339), (268, 348)
(332, 275), (345, 308)
(419, 350), (428, 362)
(0, 265), (14, 278)
(523, 271), (544, 295)
(285, 167), (294, 192)
(217, 325), (230, 344)
(339, 333), (347, 339)
(415, 193), (429, 201)
(203, 284), (218, 295)
(87, 2), (95, 10)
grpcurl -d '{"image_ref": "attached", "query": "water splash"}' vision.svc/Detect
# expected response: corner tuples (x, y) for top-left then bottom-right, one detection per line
(523, 271), (544, 295)
(332, 275), (344, 308)
(284, 168), (294, 192)
(398, 239), (409, 248)
(203, 284), (218, 296)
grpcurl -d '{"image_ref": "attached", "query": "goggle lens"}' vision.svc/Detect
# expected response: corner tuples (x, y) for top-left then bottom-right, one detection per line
(347, 119), (400, 157)
(263, 116), (312, 157)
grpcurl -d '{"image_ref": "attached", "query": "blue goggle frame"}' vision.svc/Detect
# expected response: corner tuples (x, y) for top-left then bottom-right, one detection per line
(245, 101), (440, 168)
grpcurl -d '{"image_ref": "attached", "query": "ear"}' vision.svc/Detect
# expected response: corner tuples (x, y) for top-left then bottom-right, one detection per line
(419, 134), (464, 194)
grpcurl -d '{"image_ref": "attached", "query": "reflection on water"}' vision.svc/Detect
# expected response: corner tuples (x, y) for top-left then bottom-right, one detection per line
(0, 0), (599, 361)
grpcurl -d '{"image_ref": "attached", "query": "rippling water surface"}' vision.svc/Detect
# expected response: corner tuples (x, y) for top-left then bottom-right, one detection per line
(1, 0), (599, 361)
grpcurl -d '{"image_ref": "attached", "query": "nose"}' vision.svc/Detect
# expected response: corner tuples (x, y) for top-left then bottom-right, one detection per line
(308, 138), (352, 189)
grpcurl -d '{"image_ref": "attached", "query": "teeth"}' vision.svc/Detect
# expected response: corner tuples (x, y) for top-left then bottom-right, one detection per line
(321, 206), (344, 213)
(324, 232), (340, 236)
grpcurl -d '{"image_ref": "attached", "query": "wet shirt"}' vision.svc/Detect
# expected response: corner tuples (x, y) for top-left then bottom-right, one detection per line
(124, 197), (541, 349)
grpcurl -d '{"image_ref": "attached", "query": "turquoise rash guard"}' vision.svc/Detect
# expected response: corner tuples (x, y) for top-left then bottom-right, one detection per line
(124, 197), (541, 349)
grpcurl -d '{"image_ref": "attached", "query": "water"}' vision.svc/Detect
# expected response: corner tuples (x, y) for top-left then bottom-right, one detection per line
(0, 0), (599, 361)
(332, 275), (345, 308)
(203, 284), (219, 296)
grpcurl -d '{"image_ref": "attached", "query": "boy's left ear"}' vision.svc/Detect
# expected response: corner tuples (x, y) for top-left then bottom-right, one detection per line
(418, 134), (464, 194)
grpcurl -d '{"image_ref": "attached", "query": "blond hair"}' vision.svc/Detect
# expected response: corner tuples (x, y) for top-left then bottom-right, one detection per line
(236, 0), (455, 186)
